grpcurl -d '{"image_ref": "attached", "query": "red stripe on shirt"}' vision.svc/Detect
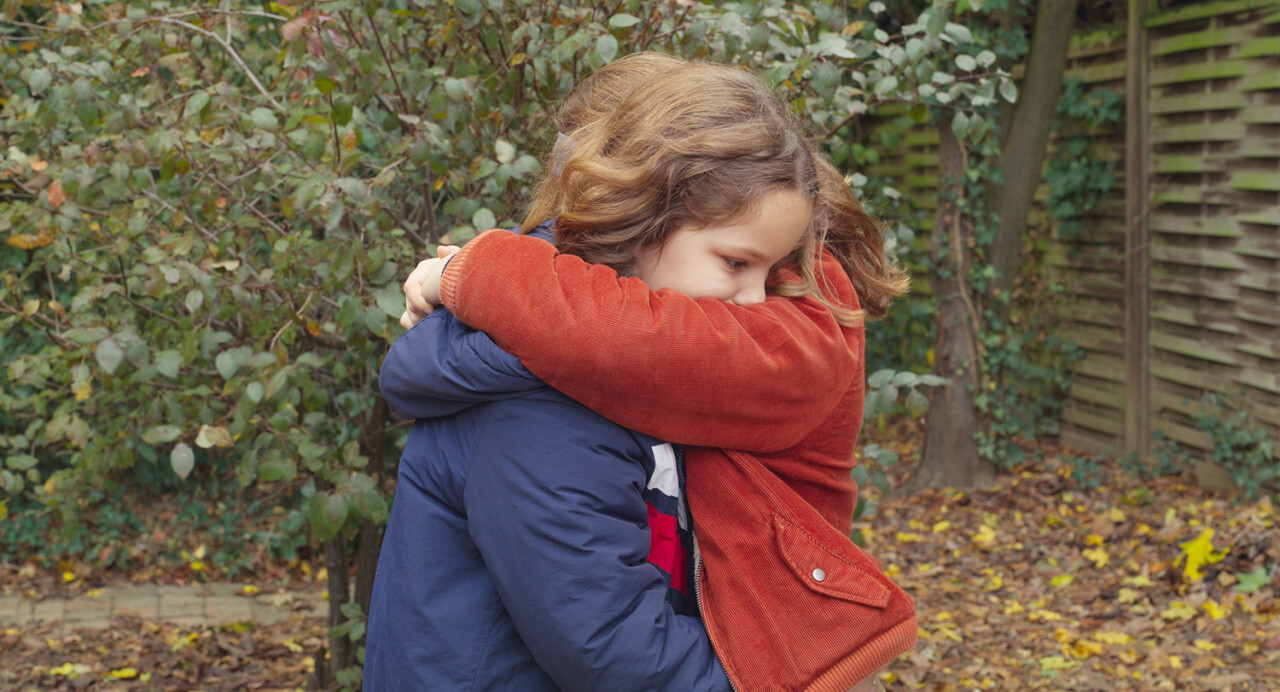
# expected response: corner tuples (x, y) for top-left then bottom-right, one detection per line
(646, 503), (687, 593)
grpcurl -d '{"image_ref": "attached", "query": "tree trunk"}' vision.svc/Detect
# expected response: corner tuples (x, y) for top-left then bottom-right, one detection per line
(917, 124), (994, 490)
(988, 0), (1078, 298)
(354, 395), (390, 645)
(324, 508), (352, 681)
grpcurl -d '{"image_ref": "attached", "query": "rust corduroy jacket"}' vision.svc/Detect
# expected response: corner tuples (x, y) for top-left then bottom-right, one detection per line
(438, 230), (917, 691)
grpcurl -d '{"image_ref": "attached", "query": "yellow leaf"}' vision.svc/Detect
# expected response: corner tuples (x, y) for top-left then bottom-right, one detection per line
(1095, 630), (1133, 644)
(1108, 507), (1126, 523)
(72, 378), (92, 402)
(972, 525), (996, 547)
(1029, 608), (1063, 622)
(1123, 573), (1154, 587)
(30, 157), (48, 172)
(1118, 648), (1140, 664)
(842, 20), (868, 36)
(932, 520), (951, 533)
(1202, 601), (1226, 619)
(1072, 640), (1102, 658)
(109, 667), (138, 679)
(1161, 601), (1195, 620)
(1169, 655), (1183, 670)
(190, 561), (205, 572)
(284, 638), (304, 653)
(982, 575), (1003, 592)
(62, 571), (75, 583)
(1085, 534), (1104, 545)
(1051, 627), (1075, 644)
(1003, 600), (1025, 615)
(1051, 574), (1074, 587)
(303, 656), (316, 673)
(242, 585), (261, 595)
(896, 531), (923, 543)
(1083, 547), (1109, 568)
(1177, 528), (1228, 581)
(0, 499), (7, 522)
(6, 229), (55, 249)
(1193, 639), (1217, 651)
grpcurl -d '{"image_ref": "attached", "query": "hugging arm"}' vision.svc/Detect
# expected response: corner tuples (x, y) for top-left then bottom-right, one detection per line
(378, 309), (539, 420)
(465, 397), (729, 691)
(438, 230), (861, 452)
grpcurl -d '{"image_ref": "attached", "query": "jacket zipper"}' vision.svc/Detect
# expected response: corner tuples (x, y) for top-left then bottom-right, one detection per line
(693, 534), (740, 692)
(680, 446), (740, 692)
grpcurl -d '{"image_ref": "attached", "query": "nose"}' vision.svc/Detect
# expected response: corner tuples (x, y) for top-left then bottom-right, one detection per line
(731, 282), (766, 306)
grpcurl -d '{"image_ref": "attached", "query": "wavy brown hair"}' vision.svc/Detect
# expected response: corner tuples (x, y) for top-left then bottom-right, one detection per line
(523, 57), (907, 325)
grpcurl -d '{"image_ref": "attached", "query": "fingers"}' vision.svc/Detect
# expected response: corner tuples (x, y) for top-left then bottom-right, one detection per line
(437, 244), (460, 258)
(400, 303), (432, 330)
(403, 258), (437, 316)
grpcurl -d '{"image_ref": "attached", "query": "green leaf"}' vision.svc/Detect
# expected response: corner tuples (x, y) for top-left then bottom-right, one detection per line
(315, 75), (336, 95)
(608, 13), (641, 29)
(170, 442), (195, 480)
(867, 369), (895, 389)
(332, 96), (353, 127)
(891, 371), (919, 387)
(873, 75), (898, 96)
(184, 289), (204, 313)
(952, 111), (971, 141)
(258, 453), (297, 483)
(64, 327), (111, 345)
(5, 454), (39, 471)
(494, 139), (515, 164)
(142, 425), (182, 445)
(595, 34), (618, 64)
(183, 91), (210, 119)
(310, 491), (350, 541)
(246, 381), (265, 403)
(443, 78), (465, 100)
(472, 207), (496, 231)
(95, 337), (125, 375)
(296, 439), (327, 460)
(155, 350), (182, 378)
(215, 347), (252, 381)
(28, 68), (52, 94)
(251, 107), (279, 131)
(955, 54), (976, 72)
(944, 22), (972, 45)
(1235, 566), (1269, 593)
(1000, 78), (1018, 103)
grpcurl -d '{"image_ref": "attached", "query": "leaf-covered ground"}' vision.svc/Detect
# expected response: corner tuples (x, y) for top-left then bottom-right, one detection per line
(2, 423), (1277, 690)
(861, 421), (1280, 691)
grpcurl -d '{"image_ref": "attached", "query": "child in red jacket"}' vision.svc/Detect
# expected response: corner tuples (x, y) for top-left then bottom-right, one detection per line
(404, 56), (913, 691)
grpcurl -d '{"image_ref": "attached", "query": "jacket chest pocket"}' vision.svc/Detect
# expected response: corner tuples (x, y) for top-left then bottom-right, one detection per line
(773, 514), (892, 608)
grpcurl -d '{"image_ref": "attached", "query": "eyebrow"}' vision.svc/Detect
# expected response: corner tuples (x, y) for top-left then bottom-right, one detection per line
(722, 245), (772, 262)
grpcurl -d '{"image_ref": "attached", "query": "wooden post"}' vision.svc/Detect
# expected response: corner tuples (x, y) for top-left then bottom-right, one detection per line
(1123, 0), (1152, 458)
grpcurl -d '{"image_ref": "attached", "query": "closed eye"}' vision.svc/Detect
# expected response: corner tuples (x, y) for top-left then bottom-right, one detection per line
(723, 257), (747, 271)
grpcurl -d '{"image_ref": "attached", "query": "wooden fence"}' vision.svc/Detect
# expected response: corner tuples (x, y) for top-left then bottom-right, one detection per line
(865, 0), (1280, 464)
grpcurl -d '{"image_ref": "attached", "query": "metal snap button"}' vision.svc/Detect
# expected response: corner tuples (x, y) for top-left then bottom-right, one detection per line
(812, 568), (826, 582)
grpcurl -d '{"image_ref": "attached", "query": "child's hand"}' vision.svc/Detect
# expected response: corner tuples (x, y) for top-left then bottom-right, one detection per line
(400, 245), (459, 329)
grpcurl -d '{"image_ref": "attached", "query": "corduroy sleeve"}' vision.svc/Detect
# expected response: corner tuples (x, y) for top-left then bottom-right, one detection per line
(439, 230), (860, 453)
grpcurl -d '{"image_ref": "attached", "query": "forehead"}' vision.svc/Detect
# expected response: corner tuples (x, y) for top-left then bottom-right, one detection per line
(709, 190), (811, 257)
